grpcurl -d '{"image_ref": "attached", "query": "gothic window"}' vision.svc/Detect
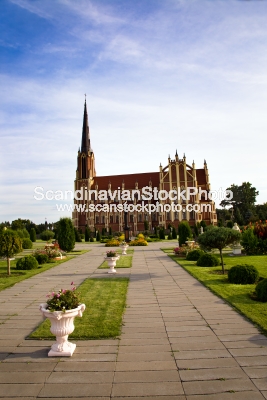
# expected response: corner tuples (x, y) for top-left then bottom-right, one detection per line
(95, 216), (99, 224)
(166, 212), (170, 220)
(138, 214), (142, 222)
(116, 214), (119, 223)
(110, 215), (113, 223)
(102, 215), (105, 224)
(130, 214), (134, 223)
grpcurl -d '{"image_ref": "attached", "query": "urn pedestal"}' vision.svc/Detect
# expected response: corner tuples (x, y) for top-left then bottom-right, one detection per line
(120, 245), (129, 255)
(39, 303), (86, 357)
(104, 257), (117, 273)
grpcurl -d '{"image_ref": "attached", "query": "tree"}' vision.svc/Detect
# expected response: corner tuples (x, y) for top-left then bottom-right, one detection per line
(40, 230), (55, 241)
(85, 227), (90, 242)
(172, 226), (177, 239)
(220, 182), (259, 224)
(30, 228), (36, 242)
(74, 228), (82, 242)
(198, 227), (241, 274)
(0, 230), (22, 275)
(178, 221), (191, 245)
(57, 218), (75, 252)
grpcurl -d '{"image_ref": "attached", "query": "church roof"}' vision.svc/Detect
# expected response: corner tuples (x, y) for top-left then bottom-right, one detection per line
(81, 100), (91, 153)
(91, 172), (159, 190)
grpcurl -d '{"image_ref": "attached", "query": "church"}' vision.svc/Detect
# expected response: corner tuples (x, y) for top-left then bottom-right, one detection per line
(73, 100), (217, 234)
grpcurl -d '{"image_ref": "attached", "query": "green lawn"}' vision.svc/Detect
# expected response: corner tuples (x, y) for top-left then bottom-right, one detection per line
(29, 277), (129, 339)
(162, 249), (267, 334)
(99, 255), (132, 269)
(0, 248), (90, 292)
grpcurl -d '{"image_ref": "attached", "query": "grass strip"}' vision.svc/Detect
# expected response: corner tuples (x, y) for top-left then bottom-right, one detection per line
(99, 255), (132, 269)
(29, 277), (129, 340)
(163, 250), (267, 335)
(0, 249), (90, 292)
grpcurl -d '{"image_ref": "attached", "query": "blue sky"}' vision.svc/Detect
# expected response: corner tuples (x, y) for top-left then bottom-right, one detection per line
(0, 0), (267, 224)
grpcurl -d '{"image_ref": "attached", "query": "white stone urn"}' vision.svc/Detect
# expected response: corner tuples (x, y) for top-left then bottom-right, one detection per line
(232, 223), (242, 255)
(104, 257), (117, 273)
(120, 244), (129, 255)
(39, 303), (86, 357)
(185, 240), (195, 248)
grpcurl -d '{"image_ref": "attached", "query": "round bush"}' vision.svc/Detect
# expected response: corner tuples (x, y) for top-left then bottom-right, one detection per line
(228, 264), (259, 284)
(197, 253), (219, 267)
(186, 249), (204, 261)
(35, 253), (49, 265)
(255, 278), (267, 302)
(22, 238), (33, 249)
(16, 255), (38, 270)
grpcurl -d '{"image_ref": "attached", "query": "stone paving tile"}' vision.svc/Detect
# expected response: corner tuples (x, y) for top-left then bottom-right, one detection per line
(117, 351), (173, 362)
(224, 340), (267, 349)
(171, 341), (225, 351)
(174, 349), (231, 360)
(0, 371), (51, 383)
(54, 361), (116, 372)
(179, 367), (248, 381)
(182, 378), (258, 395)
(176, 357), (240, 369)
(119, 338), (170, 346)
(112, 381), (184, 397)
(0, 384), (43, 397)
(186, 392), (265, 400)
(111, 397), (186, 400)
(219, 334), (267, 342)
(253, 378), (267, 390)
(263, 391), (267, 399)
(235, 356), (267, 366)
(228, 347), (267, 357)
(0, 361), (57, 371)
(115, 360), (177, 371)
(46, 371), (114, 384)
(169, 335), (219, 344)
(118, 344), (171, 353)
(114, 370), (181, 383)
(243, 367), (267, 378)
(38, 383), (112, 397)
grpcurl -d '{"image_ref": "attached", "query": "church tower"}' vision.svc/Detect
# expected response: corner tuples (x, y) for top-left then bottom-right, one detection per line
(73, 99), (96, 231)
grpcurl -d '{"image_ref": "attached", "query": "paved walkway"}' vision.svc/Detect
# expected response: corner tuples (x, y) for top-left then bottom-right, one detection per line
(0, 243), (266, 399)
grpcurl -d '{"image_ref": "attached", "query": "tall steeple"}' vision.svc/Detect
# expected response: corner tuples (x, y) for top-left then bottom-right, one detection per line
(81, 97), (91, 153)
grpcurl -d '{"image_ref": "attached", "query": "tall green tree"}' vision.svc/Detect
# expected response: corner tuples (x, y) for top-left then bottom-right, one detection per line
(0, 230), (22, 275)
(30, 228), (36, 242)
(198, 227), (241, 274)
(178, 221), (191, 245)
(220, 182), (259, 224)
(57, 218), (75, 252)
(85, 227), (90, 242)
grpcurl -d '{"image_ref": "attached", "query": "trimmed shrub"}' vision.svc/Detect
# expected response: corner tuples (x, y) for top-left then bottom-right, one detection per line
(129, 238), (148, 246)
(40, 230), (55, 241)
(74, 228), (82, 242)
(197, 253), (219, 267)
(35, 253), (49, 265)
(30, 228), (36, 242)
(85, 227), (90, 242)
(168, 232), (172, 240)
(57, 218), (75, 252)
(16, 255), (38, 270)
(96, 231), (101, 241)
(159, 228), (165, 240)
(105, 239), (120, 247)
(178, 221), (191, 245)
(172, 227), (177, 239)
(16, 228), (30, 239)
(22, 238), (33, 249)
(186, 249), (204, 261)
(90, 237), (94, 242)
(255, 278), (267, 302)
(228, 264), (259, 284)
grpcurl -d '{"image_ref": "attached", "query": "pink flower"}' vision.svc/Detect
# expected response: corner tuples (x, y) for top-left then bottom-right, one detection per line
(72, 286), (76, 291)
(71, 281), (74, 285)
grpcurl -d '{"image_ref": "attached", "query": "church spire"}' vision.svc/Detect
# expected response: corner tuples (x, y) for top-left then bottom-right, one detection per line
(81, 97), (91, 153)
